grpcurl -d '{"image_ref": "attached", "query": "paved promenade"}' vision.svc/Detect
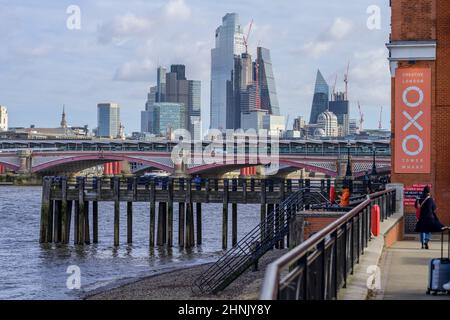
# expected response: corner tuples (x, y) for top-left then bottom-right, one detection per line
(375, 240), (450, 300)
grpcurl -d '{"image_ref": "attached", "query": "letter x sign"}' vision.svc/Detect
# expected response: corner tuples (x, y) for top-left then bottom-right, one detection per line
(402, 111), (423, 132)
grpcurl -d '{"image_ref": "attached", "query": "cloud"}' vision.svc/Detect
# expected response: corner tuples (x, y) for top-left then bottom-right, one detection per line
(114, 59), (155, 81)
(97, 13), (153, 45)
(14, 44), (52, 57)
(301, 17), (353, 58)
(164, 0), (191, 20)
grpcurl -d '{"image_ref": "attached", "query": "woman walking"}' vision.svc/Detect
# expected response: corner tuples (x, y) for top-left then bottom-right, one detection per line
(415, 186), (445, 249)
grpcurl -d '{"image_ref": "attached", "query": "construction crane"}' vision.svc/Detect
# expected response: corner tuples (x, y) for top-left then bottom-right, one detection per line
(358, 101), (364, 132)
(243, 19), (254, 54)
(378, 106), (383, 130)
(344, 61), (350, 100)
(332, 74), (338, 101)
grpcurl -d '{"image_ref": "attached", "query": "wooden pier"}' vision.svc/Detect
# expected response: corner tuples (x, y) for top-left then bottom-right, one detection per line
(39, 176), (333, 249)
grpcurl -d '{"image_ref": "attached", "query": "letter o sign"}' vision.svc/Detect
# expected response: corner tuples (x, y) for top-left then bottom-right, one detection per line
(402, 135), (423, 156)
(402, 86), (424, 108)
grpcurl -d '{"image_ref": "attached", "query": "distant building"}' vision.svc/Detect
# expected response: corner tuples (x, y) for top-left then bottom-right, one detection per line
(97, 103), (120, 138)
(263, 114), (285, 136)
(317, 111), (338, 137)
(152, 103), (187, 138)
(241, 110), (267, 131)
(0, 105), (8, 132)
(329, 92), (349, 136)
(210, 13), (245, 130)
(257, 47), (280, 116)
(309, 70), (329, 124)
(293, 116), (306, 131)
(141, 85), (157, 133)
(349, 118), (359, 135)
(226, 47), (280, 130)
(141, 65), (201, 139)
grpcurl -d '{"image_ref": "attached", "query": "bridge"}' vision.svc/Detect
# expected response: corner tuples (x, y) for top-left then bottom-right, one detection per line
(0, 139), (391, 177)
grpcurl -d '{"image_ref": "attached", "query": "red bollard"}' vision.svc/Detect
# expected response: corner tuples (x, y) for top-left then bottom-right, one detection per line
(329, 186), (336, 203)
(371, 204), (381, 236)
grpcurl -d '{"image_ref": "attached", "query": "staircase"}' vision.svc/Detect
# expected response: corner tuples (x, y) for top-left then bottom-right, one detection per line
(193, 188), (330, 295)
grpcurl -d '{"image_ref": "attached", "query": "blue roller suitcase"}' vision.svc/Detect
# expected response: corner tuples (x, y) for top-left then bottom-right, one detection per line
(427, 229), (450, 295)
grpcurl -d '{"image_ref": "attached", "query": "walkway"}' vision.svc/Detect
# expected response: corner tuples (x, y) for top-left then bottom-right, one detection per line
(375, 240), (450, 300)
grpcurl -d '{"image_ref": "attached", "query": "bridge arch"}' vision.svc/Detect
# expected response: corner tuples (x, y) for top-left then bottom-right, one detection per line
(187, 159), (337, 177)
(32, 154), (174, 174)
(0, 160), (20, 171)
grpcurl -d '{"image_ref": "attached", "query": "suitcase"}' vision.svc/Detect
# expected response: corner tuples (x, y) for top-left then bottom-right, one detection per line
(427, 229), (450, 295)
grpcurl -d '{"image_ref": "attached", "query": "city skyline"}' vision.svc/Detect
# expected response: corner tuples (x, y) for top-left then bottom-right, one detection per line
(0, 0), (391, 133)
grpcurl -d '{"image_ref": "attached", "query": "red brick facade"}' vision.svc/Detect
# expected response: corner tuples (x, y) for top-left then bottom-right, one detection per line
(391, 0), (450, 226)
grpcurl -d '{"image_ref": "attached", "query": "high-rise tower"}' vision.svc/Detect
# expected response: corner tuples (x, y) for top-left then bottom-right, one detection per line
(309, 70), (330, 124)
(210, 13), (245, 130)
(257, 47), (280, 115)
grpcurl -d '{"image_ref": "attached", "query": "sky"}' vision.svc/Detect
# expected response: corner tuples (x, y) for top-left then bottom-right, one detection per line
(0, 0), (392, 134)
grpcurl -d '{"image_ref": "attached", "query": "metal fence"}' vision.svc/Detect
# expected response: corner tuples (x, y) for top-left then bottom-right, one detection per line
(260, 189), (396, 300)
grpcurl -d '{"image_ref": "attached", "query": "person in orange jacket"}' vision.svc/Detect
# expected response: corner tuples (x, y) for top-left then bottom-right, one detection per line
(340, 185), (350, 207)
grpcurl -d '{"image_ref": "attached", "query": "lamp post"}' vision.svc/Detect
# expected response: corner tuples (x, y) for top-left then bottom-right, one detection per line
(345, 140), (352, 177)
(371, 146), (377, 176)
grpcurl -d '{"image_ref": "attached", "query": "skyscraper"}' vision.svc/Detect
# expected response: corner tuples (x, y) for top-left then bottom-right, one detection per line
(156, 67), (166, 102)
(141, 86), (157, 133)
(257, 47), (280, 115)
(97, 103), (120, 138)
(210, 13), (245, 130)
(329, 92), (350, 136)
(0, 106), (8, 132)
(153, 103), (187, 137)
(309, 70), (329, 124)
(166, 64), (201, 137)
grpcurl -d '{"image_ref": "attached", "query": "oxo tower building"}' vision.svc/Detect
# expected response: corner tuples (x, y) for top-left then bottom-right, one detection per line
(210, 13), (245, 130)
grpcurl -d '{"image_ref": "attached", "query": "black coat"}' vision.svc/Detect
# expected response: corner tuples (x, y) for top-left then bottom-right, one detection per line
(415, 197), (444, 233)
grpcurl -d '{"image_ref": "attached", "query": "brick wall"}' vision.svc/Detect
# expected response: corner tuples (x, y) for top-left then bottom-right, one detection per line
(391, 0), (450, 226)
(303, 215), (340, 240)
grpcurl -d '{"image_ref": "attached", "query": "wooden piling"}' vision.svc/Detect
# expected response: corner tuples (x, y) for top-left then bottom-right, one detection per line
(196, 202), (202, 245)
(222, 179), (229, 250)
(232, 203), (237, 247)
(74, 201), (79, 245)
(113, 177), (120, 246)
(149, 179), (156, 247)
(186, 203), (194, 248)
(92, 201), (98, 243)
(77, 178), (85, 245)
(157, 202), (165, 246)
(61, 178), (69, 244)
(47, 199), (54, 243)
(84, 201), (90, 244)
(167, 179), (174, 247)
(53, 200), (62, 243)
(260, 179), (266, 242)
(39, 178), (51, 243)
(66, 200), (72, 243)
(179, 202), (185, 248)
(127, 202), (132, 244)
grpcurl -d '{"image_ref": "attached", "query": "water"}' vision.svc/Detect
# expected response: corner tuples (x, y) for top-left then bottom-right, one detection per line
(0, 186), (261, 300)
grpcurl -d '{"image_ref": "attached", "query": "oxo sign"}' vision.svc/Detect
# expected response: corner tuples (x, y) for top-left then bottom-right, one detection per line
(395, 68), (431, 173)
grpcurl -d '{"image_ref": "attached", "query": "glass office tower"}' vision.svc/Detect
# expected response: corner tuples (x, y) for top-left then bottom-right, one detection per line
(210, 13), (245, 130)
(257, 47), (280, 116)
(309, 70), (330, 124)
(97, 103), (120, 138)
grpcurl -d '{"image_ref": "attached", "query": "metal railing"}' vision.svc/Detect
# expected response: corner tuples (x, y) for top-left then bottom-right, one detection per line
(192, 187), (332, 295)
(260, 188), (396, 300)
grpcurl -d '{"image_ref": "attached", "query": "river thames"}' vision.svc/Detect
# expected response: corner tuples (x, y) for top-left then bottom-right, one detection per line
(0, 186), (260, 299)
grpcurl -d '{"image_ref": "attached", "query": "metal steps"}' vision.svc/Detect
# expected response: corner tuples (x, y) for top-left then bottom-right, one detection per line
(193, 188), (331, 295)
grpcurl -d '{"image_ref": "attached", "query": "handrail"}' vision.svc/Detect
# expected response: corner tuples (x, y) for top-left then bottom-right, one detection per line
(192, 187), (331, 295)
(260, 188), (396, 300)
